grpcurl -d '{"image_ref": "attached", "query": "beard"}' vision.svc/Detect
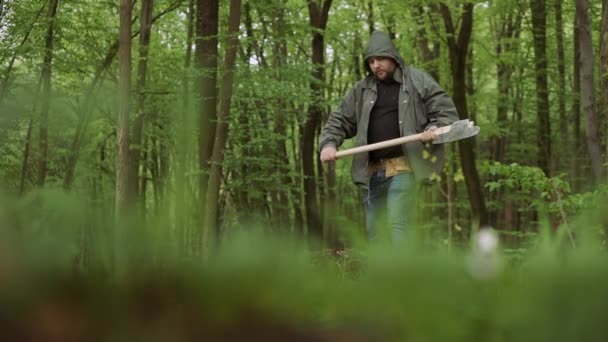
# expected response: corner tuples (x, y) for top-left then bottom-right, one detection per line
(373, 68), (394, 81)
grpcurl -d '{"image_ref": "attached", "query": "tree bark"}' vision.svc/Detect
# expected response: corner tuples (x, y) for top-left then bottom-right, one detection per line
(576, 0), (603, 182)
(176, 0), (195, 254)
(37, 0), (60, 187)
(440, 2), (488, 228)
(367, 0), (374, 35)
(19, 116), (34, 195)
(572, 15), (582, 191)
(116, 0), (132, 217)
(128, 0), (154, 210)
(554, 0), (568, 170)
(271, 0), (293, 231)
(204, 0), (241, 248)
(196, 0), (219, 243)
(493, 10), (521, 164)
(491, 6), (522, 228)
(303, 0), (332, 238)
(529, 0), (551, 176)
(601, 0), (608, 175)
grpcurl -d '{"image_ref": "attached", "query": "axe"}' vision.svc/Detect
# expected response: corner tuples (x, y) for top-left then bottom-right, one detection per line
(334, 119), (480, 159)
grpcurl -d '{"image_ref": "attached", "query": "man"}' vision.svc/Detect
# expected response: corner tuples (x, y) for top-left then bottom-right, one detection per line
(319, 31), (458, 242)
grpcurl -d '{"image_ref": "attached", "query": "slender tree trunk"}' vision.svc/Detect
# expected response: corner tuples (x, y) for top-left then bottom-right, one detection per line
(116, 0), (132, 217)
(529, 0), (551, 176)
(303, 0), (332, 238)
(601, 0), (608, 174)
(236, 0), (254, 216)
(176, 0), (195, 254)
(386, 14), (396, 40)
(492, 8), (522, 228)
(466, 45), (476, 124)
(19, 116), (34, 195)
(204, 0), (241, 246)
(367, 0), (374, 35)
(493, 9), (522, 163)
(576, 0), (603, 182)
(554, 0), (568, 171)
(572, 15), (582, 190)
(196, 0), (219, 246)
(440, 2), (488, 228)
(37, 0), (60, 187)
(353, 31), (362, 81)
(271, 0), (293, 231)
(129, 0), (154, 210)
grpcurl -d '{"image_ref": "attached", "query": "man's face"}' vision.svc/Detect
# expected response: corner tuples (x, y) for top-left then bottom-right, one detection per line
(368, 56), (397, 81)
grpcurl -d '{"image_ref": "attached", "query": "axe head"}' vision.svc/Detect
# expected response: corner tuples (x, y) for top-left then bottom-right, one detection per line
(432, 119), (480, 144)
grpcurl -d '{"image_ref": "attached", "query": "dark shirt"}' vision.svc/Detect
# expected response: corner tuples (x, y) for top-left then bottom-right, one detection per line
(368, 78), (403, 162)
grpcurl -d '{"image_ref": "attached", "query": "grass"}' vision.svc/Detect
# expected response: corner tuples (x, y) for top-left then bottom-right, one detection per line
(1, 189), (608, 341)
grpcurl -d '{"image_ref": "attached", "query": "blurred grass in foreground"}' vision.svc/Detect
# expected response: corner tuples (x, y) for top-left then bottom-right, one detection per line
(1, 189), (608, 341)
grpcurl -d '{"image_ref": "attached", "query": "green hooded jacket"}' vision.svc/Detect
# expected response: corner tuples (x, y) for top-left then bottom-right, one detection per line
(319, 31), (458, 188)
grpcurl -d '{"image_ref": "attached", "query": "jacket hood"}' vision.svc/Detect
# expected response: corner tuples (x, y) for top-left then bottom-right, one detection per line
(364, 31), (407, 74)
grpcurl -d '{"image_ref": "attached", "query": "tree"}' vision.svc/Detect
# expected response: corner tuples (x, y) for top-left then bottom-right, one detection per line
(204, 0), (241, 248)
(572, 15), (582, 190)
(303, 0), (332, 238)
(128, 0), (154, 209)
(116, 0), (132, 217)
(601, 0), (608, 171)
(576, 0), (603, 182)
(440, 2), (489, 228)
(554, 0), (568, 170)
(529, 0), (551, 175)
(37, 0), (60, 187)
(196, 0), (219, 245)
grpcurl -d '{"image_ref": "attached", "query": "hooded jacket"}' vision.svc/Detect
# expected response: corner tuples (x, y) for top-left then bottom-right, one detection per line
(319, 31), (458, 188)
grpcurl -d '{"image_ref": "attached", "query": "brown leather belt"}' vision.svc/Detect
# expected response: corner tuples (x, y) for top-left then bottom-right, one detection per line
(368, 156), (412, 176)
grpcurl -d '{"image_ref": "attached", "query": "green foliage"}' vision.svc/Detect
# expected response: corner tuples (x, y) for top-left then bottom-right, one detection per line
(2, 190), (608, 341)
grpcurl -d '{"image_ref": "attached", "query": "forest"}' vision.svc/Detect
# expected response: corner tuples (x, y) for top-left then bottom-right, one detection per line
(1, 0), (608, 340)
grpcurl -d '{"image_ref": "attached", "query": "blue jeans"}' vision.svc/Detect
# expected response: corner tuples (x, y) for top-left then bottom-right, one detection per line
(363, 170), (416, 242)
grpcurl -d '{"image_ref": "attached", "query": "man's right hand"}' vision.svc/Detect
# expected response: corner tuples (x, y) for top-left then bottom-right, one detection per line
(320, 146), (337, 163)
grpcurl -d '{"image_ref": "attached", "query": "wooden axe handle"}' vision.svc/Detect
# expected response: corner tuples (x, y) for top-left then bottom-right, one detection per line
(334, 125), (450, 159)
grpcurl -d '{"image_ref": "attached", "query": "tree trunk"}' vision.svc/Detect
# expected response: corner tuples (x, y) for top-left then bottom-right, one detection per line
(129, 0), (154, 210)
(440, 2), (488, 228)
(176, 0), (195, 254)
(271, 0), (293, 231)
(19, 116), (34, 195)
(352, 31), (362, 81)
(196, 0), (219, 244)
(204, 0), (241, 248)
(601, 0), (608, 175)
(116, 0), (132, 217)
(554, 0), (568, 171)
(303, 0), (332, 238)
(572, 15), (582, 191)
(37, 0), (60, 188)
(576, 0), (603, 182)
(367, 0), (374, 35)
(114, 0), (133, 277)
(529, 0), (551, 176)
(492, 7), (522, 228)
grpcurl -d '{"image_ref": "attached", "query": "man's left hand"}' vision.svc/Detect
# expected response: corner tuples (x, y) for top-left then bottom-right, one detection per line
(420, 125), (438, 142)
